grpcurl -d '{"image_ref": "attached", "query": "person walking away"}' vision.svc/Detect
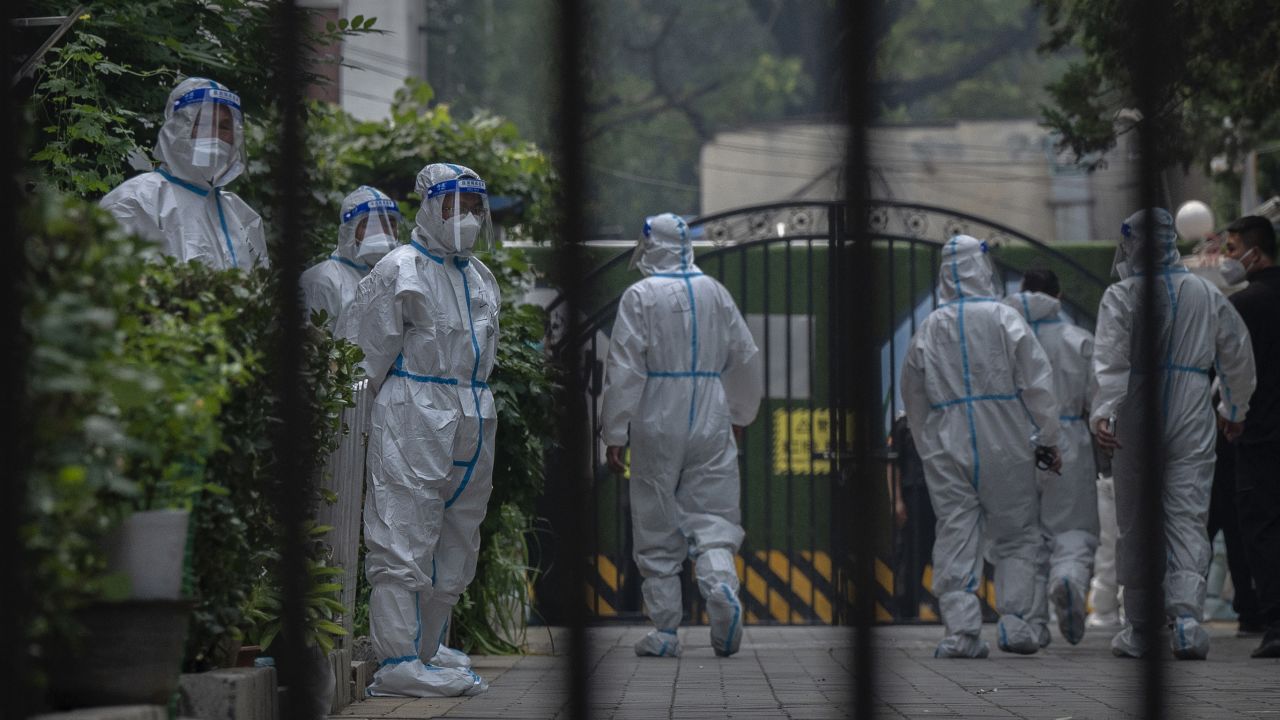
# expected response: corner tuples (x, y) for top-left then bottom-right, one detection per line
(901, 235), (1063, 658)
(601, 212), (763, 658)
(1092, 208), (1255, 660)
(1004, 268), (1099, 647)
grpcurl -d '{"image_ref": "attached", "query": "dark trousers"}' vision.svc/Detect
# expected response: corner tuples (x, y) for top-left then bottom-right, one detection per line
(1236, 441), (1280, 629)
(893, 483), (936, 619)
(1208, 438), (1259, 624)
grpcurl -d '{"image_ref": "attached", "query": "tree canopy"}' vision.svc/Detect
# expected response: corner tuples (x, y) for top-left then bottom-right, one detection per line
(1040, 0), (1280, 171)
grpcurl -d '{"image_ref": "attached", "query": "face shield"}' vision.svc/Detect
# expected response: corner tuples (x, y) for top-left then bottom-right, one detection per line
(171, 86), (245, 187)
(422, 177), (492, 255)
(342, 196), (402, 267)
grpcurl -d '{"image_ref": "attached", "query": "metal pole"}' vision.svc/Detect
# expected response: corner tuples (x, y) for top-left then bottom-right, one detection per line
(838, 2), (880, 717)
(268, 1), (321, 717)
(1132, 1), (1169, 715)
(1, 3), (36, 717)
(553, 0), (590, 716)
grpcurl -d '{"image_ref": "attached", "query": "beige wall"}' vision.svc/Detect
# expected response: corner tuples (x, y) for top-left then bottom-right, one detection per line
(699, 120), (1211, 243)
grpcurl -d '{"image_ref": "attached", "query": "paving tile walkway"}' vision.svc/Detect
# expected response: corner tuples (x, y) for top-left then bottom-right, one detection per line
(332, 623), (1280, 719)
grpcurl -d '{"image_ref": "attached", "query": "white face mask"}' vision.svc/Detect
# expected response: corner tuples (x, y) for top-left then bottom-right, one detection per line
(183, 138), (238, 185)
(1220, 248), (1255, 285)
(446, 214), (483, 254)
(355, 232), (396, 267)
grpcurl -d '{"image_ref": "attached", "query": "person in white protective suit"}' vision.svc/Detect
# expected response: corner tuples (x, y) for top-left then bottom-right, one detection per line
(300, 186), (401, 327)
(600, 212), (763, 658)
(1003, 269), (1099, 647)
(1092, 208), (1256, 660)
(100, 77), (267, 270)
(900, 235), (1063, 658)
(336, 163), (499, 696)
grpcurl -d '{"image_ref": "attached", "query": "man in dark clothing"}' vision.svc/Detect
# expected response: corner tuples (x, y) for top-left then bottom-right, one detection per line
(889, 414), (936, 620)
(1207, 431), (1260, 632)
(1222, 215), (1280, 658)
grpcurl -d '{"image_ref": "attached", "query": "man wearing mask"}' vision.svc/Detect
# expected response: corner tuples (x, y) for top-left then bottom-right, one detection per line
(601, 213), (763, 658)
(301, 186), (400, 327)
(101, 77), (266, 270)
(337, 163), (498, 696)
(901, 235), (1062, 658)
(1220, 215), (1280, 658)
(1092, 208), (1255, 660)
(1004, 269), (1098, 647)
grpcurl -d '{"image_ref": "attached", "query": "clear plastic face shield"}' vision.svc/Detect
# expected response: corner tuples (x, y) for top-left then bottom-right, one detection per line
(172, 87), (244, 181)
(425, 177), (492, 255)
(343, 197), (402, 267)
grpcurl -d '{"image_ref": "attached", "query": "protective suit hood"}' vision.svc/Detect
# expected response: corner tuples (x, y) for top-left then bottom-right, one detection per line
(631, 213), (698, 275)
(412, 162), (491, 257)
(1006, 291), (1061, 323)
(337, 185), (400, 267)
(1114, 208), (1180, 278)
(155, 77), (246, 189)
(938, 235), (997, 301)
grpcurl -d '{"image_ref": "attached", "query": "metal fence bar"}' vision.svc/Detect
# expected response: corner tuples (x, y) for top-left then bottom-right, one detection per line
(838, 2), (880, 717)
(1132, 2), (1168, 716)
(2, 6), (35, 719)
(553, 0), (590, 716)
(316, 380), (374, 641)
(266, 1), (321, 716)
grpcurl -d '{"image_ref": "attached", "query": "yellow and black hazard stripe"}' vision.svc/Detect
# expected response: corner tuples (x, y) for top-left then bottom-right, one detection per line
(581, 551), (1003, 624)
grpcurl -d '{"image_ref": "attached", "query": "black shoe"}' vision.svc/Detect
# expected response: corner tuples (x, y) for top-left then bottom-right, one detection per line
(1238, 620), (1266, 638)
(1251, 630), (1280, 659)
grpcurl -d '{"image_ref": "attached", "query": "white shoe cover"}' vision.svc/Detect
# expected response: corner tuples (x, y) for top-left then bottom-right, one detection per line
(934, 633), (990, 658)
(1034, 623), (1051, 648)
(367, 660), (488, 698)
(430, 645), (473, 669)
(634, 629), (681, 657)
(1086, 610), (1122, 630)
(707, 583), (744, 657)
(1170, 617), (1210, 660)
(1110, 625), (1151, 658)
(996, 615), (1040, 655)
(1050, 578), (1086, 645)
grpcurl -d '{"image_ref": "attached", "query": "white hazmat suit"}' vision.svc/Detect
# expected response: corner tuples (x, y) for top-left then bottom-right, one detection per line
(600, 213), (763, 658)
(1092, 208), (1255, 659)
(1003, 291), (1099, 646)
(901, 235), (1061, 657)
(337, 163), (498, 696)
(101, 77), (267, 271)
(301, 185), (400, 327)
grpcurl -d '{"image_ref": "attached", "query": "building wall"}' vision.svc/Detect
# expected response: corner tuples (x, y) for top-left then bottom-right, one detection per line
(700, 120), (1211, 243)
(300, 0), (427, 121)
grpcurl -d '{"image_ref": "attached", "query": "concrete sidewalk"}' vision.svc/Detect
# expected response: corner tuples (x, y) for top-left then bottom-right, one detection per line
(332, 623), (1280, 719)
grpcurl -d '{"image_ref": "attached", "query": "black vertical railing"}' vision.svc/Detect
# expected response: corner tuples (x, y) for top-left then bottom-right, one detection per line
(1132, 1), (1168, 716)
(2, 4), (34, 719)
(838, 2), (880, 718)
(267, 1), (320, 717)
(553, 0), (590, 717)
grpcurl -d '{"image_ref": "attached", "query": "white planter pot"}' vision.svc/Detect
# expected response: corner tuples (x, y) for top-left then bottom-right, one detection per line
(103, 509), (191, 599)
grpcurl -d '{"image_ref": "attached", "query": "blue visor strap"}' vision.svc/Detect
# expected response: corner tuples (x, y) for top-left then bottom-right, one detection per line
(426, 178), (487, 198)
(173, 87), (242, 113)
(342, 198), (401, 224)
